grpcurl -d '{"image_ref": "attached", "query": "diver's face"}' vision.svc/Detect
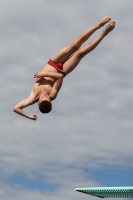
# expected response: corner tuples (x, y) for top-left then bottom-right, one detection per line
(38, 92), (50, 104)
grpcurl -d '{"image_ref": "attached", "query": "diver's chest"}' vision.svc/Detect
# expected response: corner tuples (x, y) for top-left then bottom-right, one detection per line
(34, 82), (52, 95)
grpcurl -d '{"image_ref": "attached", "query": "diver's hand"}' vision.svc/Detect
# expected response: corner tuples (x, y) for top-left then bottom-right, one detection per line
(34, 72), (44, 82)
(30, 114), (38, 120)
(34, 72), (43, 78)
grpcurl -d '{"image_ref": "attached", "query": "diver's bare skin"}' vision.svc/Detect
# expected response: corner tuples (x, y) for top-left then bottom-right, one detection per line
(13, 17), (115, 120)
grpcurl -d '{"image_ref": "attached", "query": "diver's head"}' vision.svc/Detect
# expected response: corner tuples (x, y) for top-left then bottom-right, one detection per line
(38, 92), (52, 113)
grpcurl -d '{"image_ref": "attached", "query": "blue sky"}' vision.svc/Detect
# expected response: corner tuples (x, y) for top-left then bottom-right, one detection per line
(0, 0), (133, 200)
(85, 167), (133, 187)
(7, 174), (60, 191)
(7, 168), (133, 190)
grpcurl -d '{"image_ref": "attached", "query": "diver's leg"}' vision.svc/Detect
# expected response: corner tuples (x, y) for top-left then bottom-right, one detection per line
(63, 21), (115, 74)
(50, 16), (111, 63)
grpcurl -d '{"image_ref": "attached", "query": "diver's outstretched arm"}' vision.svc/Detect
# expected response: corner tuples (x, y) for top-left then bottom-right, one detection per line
(13, 98), (37, 120)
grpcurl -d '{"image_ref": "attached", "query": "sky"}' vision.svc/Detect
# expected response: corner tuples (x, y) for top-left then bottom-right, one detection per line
(0, 0), (133, 200)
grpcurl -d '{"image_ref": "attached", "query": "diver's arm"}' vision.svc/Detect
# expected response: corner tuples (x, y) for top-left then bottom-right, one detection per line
(34, 71), (63, 80)
(13, 98), (37, 120)
(49, 78), (63, 101)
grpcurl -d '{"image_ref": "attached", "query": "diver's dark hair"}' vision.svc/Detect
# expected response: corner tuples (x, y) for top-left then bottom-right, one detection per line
(39, 100), (52, 113)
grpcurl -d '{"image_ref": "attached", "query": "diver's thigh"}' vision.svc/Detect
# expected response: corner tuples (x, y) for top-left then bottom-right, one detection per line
(63, 52), (81, 75)
(50, 44), (78, 63)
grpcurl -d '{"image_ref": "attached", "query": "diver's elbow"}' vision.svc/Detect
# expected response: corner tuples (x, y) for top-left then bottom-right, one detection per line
(13, 106), (18, 112)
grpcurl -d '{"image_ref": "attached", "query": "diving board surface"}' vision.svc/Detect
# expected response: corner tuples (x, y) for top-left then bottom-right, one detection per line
(75, 186), (133, 198)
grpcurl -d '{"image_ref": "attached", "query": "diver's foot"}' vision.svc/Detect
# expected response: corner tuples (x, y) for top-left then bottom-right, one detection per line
(103, 20), (115, 35)
(98, 16), (111, 28)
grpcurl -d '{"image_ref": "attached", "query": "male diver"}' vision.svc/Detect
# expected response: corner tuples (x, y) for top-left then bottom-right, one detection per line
(13, 16), (115, 120)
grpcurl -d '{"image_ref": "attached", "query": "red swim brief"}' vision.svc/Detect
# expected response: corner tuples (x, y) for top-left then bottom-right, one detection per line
(47, 59), (66, 77)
